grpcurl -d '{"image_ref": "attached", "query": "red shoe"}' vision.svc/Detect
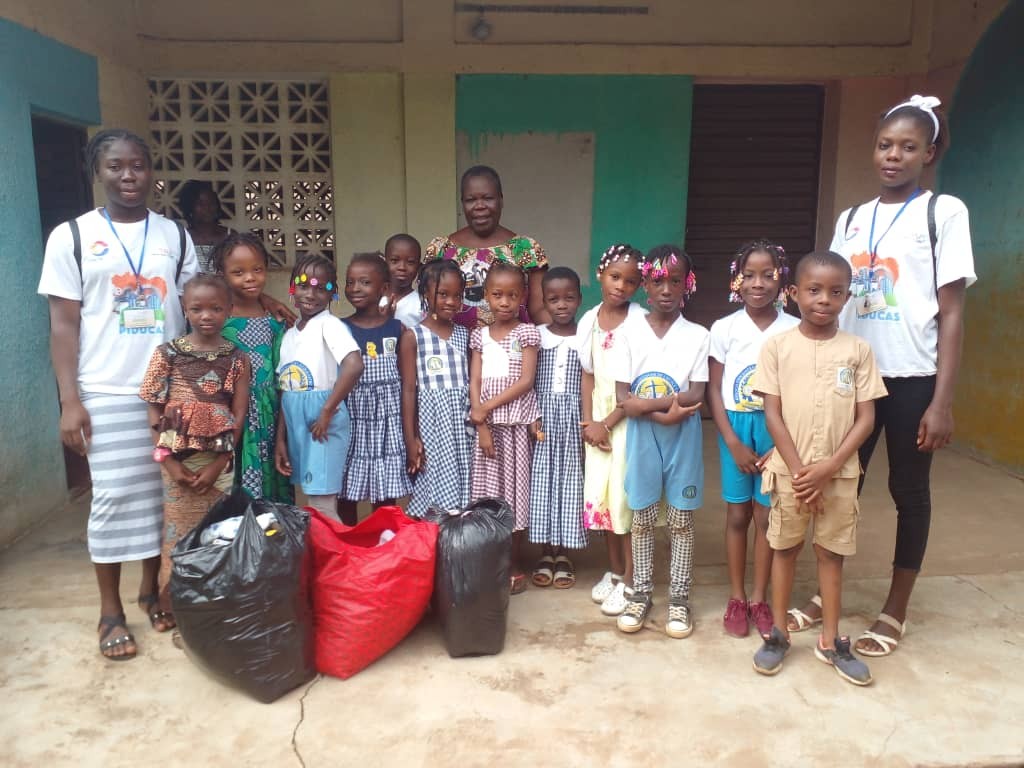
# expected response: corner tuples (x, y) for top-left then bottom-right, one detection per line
(748, 601), (774, 638)
(723, 598), (749, 637)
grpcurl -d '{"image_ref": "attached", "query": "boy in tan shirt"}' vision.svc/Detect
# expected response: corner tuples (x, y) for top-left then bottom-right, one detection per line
(751, 250), (887, 686)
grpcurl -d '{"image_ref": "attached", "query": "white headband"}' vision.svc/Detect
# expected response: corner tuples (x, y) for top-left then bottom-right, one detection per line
(886, 94), (941, 142)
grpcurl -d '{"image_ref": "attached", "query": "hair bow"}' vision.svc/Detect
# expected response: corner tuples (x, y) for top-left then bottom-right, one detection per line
(886, 94), (941, 141)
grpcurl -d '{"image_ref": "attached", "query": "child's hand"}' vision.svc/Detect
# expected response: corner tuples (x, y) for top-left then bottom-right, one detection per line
(529, 420), (544, 441)
(189, 456), (229, 495)
(163, 457), (196, 486)
(477, 424), (496, 459)
(792, 461), (834, 502)
(274, 439), (292, 477)
(663, 399), (702, 425)
(756, 448), (774, 471)
(406, 437), (424, 474)
(727, 439), (761, 474)
(260, 293), (298, 327)
(581, 421), (612, 451)
(469, 403), (490, 425)
(310, 408), (334, 443)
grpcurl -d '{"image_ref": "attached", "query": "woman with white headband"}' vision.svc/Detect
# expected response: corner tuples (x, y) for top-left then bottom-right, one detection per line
(785, 95), (977, 658)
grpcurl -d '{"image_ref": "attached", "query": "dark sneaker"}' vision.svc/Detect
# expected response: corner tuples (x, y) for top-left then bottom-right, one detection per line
(748, 601), (774, 638)
(666, 599), (694, 639)
(617, 592), (652, 633)
(815, 636), (874, 686)
(753, 626), (791, 676)
(723, 597), (749, 637)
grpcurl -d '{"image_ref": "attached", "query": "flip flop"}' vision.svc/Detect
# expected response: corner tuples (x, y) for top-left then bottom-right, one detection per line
(531, 556), (555, 587)
(98, 613), (136, 662)
(786, 594), (823, 632)
(855, 612), (906, 657)
(552, 556), (576, 589)
(138, 593), (176, 632)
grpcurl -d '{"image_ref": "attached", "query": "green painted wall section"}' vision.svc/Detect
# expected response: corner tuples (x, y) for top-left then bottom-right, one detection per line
(939, 0), (1024, 472)
(0, 19), (100, 544)
(456, 75), (693, 307)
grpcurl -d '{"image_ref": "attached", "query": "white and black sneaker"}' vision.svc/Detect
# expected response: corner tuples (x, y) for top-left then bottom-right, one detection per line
(616, 592), (652, 633)
(666, 599), (694, 639)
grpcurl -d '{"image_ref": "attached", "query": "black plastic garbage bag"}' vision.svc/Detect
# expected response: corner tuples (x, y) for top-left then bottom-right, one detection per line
(170, 492), (315, 703)
(426, 497), (513, 657)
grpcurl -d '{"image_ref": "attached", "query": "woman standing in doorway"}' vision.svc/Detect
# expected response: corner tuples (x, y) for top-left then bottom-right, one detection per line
(38, 129), (198, 660)
(179, 180), (231, 274)
(424, 165), (549, 329)
(787, 96), (976, 657)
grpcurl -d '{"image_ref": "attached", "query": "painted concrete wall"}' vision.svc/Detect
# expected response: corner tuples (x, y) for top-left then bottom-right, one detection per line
(939, 0), (1024, 472)
(456, 75), (693, 308)
(0, 19), (100, 545)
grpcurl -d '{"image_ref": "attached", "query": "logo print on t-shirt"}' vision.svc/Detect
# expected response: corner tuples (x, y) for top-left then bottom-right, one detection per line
(630, 371), (680, 399)
(278, 361), (314, 391)
(111, 272), (167, 334)
(733, 364), (764, 412)
(90, 240), (110, 257)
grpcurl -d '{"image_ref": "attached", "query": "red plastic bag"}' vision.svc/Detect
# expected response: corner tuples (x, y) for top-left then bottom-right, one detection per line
(308, 506), (437, 679)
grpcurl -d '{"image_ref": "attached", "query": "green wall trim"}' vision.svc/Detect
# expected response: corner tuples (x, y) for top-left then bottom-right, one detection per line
(0, 19), (100, 544)
(456, 74), (693, 307)
(938, 0), (1023, 471)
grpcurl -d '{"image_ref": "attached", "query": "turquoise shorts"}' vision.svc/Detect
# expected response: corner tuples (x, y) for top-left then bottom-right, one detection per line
(718, 409), (773, 506)
(281, 390), (351, 496)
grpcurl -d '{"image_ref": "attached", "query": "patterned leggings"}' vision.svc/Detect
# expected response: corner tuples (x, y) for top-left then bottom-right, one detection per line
(631, 503), (695, 601)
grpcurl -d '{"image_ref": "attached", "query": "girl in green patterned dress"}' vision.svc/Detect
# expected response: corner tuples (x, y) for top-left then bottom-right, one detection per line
(215, 233), (293, 502)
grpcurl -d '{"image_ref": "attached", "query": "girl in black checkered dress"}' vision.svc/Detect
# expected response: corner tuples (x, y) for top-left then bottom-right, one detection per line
(337, 254), (414, 525)
(529, 268), (587, 589)
(402, 261), (474, 517)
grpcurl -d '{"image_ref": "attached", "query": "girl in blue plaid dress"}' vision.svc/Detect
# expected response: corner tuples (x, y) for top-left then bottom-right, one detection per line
(469, 261), (541, 594)
(338, 254), (414, 525)
(529, 267), (586, 589)
(402, 260), (474, 517)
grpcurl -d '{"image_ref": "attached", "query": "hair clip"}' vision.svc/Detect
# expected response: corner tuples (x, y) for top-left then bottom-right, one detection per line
(309, 277), (319, 286)
(686, 272), (697, 295)
(288, 284), (296, 295)
(325, 281), (334, 292)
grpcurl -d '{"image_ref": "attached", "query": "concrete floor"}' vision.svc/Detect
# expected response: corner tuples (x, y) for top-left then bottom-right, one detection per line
(1, 427), (1022, 768)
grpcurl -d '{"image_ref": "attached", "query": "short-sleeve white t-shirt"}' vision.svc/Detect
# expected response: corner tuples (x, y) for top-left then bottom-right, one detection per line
(277, 309), (359, 391)
(709, 308), (800, 412)
(830, 191), (976, 376)
(37, 208), (198, 395)
(618, 313), (710, 396)
(394, 291), (425, 329)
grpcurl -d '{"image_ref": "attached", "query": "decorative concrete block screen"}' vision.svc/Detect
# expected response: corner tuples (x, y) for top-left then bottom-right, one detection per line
(148, 79), (334, 267)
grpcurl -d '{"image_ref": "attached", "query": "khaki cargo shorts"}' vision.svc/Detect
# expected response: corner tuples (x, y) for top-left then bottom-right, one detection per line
(762, 472), (859, 556)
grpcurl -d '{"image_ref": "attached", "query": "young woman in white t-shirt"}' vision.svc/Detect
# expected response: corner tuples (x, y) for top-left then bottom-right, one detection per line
(38, 129), (198, 661)
(787, 95), (976, 657)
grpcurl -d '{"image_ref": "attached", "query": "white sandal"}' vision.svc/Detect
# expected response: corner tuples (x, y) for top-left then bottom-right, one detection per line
(855, 612), (906, 657)
(786, 594), (823, 632)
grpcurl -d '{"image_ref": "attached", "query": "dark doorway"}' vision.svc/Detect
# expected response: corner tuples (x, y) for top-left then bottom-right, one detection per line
(684, 85), (824, 329)
(32, 115), (93, 496)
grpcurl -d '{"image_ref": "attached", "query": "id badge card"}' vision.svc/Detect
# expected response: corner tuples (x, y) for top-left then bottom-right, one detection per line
(122, 308), (157, 328)
(856, 284), (887, 316)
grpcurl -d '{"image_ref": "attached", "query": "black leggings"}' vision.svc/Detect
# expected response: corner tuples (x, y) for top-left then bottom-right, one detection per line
(857, 376), (936, 571)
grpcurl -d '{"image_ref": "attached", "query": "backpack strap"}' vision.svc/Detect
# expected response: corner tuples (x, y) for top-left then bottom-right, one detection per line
(69, 218), (84, 308)
(844, 204), (860, 238)
(175, 220), (187, 284)
(927, 192), (939, 294)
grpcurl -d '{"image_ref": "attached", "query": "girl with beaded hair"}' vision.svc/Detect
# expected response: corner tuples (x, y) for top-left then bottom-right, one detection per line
(707, 239), (799, 639)
(578, 244), (646, 616)
(787, 94), (976, 658)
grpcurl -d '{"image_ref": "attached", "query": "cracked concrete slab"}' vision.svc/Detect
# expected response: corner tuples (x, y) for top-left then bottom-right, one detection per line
(1, 431), (1021, 767)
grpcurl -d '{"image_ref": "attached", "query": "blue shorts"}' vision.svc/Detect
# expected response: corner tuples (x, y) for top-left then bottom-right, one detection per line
(281, 390), (351, 496)
(624, 413), (703, 511)
(718, 410), (773, 506)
